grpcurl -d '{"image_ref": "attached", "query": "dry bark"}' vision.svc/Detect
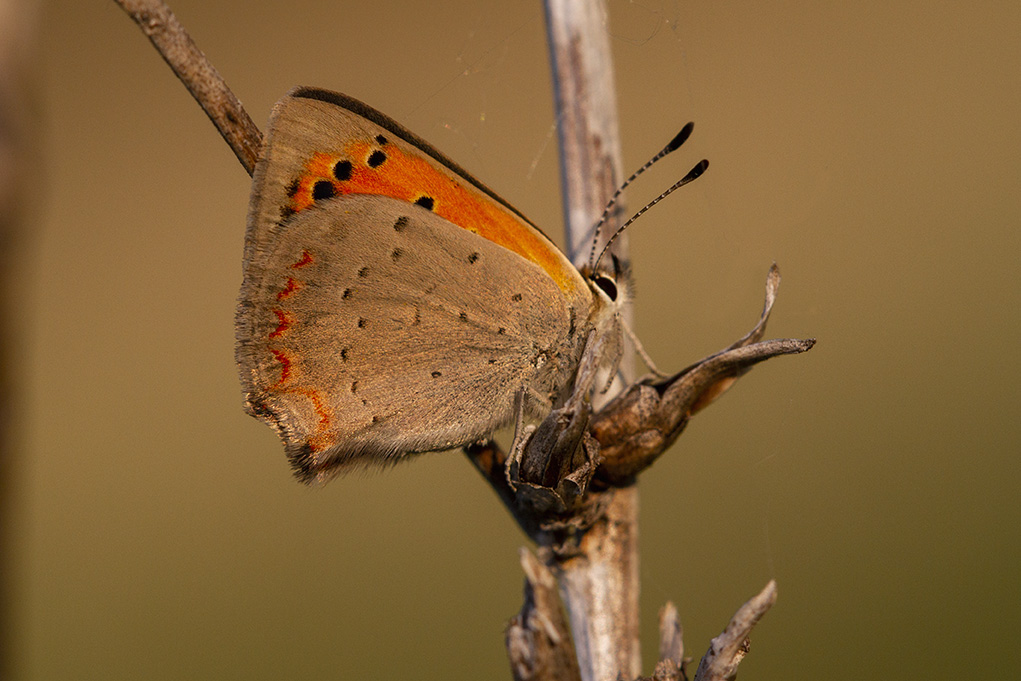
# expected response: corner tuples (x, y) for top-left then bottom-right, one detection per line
(507, 549), (583, 681)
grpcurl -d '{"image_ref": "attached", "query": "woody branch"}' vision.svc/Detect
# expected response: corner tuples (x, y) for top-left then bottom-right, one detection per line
(541, 2), (640, 679)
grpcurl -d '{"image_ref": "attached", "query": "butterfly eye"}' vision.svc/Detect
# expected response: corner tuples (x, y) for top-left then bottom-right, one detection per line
(593, 274), (618, 302)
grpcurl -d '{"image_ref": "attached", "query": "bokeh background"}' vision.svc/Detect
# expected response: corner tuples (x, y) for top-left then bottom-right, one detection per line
(7, 0), (1018, 678)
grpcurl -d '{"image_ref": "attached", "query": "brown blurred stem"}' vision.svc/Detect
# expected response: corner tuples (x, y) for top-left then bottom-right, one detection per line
(0, 3), (38, 676)
(112, 0), (262, 175)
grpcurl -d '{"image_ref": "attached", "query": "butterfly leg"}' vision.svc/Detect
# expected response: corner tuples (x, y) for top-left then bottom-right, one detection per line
(506, 388), (537, 490)
(622, 317), (669, 379)
(507, 398), (599, 513)
(505, 332), (605, 512)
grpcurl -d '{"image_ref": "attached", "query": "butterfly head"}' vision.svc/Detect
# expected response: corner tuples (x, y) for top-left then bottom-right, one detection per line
(582, 251), (629, 311)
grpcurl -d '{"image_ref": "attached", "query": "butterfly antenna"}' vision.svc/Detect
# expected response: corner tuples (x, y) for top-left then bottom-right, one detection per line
(587, 123), (696, 270)
(592, 158), (709, 272)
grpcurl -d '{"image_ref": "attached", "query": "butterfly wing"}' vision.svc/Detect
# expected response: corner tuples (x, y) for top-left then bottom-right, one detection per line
(237, 88), (596, 482)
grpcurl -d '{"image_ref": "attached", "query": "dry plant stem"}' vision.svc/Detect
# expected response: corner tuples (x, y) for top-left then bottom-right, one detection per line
(543, 2), (640, 680)
(693, 581), (778, 681)
(547, 484), (640, 681)
(658, 602), (683, 662)
(656, 601), (685, 680)
(507, 549), (583, 681)
(113, 0), (262, 175)
(544, 0), (625, 265)
(543, 0), (634, 389)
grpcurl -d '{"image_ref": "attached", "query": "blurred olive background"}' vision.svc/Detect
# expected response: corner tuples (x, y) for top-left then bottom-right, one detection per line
(7, 0), (1017, 678)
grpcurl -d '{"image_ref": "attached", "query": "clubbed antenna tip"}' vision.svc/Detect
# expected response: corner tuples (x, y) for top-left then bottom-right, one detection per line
(684, 158), (709, 181)
(666, 122), (694, 153)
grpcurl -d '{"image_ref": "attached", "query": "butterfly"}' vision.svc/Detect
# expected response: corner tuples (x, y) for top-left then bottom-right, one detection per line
(237, 87), (660, 484)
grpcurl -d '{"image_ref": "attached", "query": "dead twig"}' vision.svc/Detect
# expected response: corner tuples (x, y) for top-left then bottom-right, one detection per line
(507, 549), (583, 681)
(693, 581), (778, 681)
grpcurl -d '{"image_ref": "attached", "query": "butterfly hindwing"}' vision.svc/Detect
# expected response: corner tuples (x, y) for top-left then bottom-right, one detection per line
(238, 195), (588, 481)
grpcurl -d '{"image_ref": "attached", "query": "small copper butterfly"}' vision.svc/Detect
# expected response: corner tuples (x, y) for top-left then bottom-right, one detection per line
(236, 87), (670, 484)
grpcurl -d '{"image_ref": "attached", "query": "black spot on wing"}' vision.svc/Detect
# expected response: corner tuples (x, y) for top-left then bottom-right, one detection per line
(312, 180), (335, 200)
(333, 160), (352, 181)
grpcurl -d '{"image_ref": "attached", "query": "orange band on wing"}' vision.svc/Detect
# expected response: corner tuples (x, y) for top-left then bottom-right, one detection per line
(288, 143), (576, 292)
